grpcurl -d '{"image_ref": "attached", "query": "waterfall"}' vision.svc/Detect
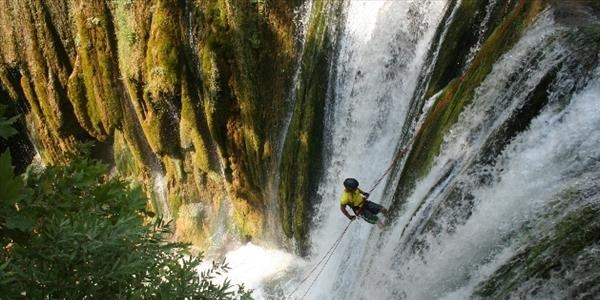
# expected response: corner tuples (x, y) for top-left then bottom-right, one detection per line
(342, 8), (600, 300)
(151, 172), (172, 221)
(279, 1), (600, 299)
(207, 1), (600, 298)
(289, 1), (447, 299)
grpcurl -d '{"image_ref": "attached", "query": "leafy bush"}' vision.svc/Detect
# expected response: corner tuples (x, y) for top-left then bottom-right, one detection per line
(0, 115), (252, 299)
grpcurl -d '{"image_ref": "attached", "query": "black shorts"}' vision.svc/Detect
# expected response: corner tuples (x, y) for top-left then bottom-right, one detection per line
(362, 200), (383, 217)
(352, 201), (383, 224)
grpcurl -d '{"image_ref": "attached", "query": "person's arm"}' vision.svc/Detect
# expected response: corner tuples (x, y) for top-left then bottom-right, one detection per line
(340, 204), (356, 220)
(358, 188), (370, 199)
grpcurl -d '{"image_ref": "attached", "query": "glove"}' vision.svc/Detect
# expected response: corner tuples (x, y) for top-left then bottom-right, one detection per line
(363, 192), (370, 199)
(349, 215), (357, 221)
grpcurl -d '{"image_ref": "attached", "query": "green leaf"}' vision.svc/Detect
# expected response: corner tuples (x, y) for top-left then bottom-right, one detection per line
(0, 151), (24, 203)
(0, 125), (17, 139)
(0, 115), (19, 139)
(0, 260), (9, 271)
(4, 215), (34, 231)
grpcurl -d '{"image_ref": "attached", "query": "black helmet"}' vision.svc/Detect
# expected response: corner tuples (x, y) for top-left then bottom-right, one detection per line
(343, 178), (359, 189)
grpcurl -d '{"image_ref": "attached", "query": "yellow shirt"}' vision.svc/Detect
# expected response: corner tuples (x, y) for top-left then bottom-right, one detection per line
(340, 189), (365, 207)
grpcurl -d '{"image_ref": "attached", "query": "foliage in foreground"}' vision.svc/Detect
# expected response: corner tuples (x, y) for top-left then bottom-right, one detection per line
(0, 113), (252, 299)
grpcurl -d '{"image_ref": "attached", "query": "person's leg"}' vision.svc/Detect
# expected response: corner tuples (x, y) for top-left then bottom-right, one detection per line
(361, 209), (379, 224)
(365, 201), (387, 217)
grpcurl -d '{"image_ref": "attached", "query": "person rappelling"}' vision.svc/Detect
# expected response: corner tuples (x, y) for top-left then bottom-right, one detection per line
(286, 177), (393, 299)
(340, 178), (389, 229)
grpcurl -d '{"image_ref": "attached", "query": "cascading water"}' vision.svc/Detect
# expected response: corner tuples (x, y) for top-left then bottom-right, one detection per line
(287, 1), (448, 299)
(341, 8), (600, 300)
(215, 1), (600, 299)
(275, 1), (600, 299)
(151, 172), (172, 221)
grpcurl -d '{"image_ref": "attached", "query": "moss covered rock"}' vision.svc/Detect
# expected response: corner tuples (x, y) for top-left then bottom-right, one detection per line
(278, 0), (343, 254)
(393, 0), (546, 208)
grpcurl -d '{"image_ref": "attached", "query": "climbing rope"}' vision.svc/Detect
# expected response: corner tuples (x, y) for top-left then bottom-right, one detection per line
(298, 222), (350, 300)
(366, 130), (420, 194)
(286, 220), (353, 299)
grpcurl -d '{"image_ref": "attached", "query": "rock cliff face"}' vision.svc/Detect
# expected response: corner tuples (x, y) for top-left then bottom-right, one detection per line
(0, 0), (303, 250)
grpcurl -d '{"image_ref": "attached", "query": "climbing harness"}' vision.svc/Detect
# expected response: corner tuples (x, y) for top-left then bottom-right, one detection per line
(286, 220), (353, 299)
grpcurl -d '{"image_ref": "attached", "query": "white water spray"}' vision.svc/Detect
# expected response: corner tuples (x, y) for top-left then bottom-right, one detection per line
(199, 243), (297, 299)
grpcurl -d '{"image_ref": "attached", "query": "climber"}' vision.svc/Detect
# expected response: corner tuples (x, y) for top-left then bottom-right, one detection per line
(339, 178), (389, 229)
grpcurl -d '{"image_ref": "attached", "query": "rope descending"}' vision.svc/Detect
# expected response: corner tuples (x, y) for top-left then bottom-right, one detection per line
(286, 220), (353, 299)
(366, 131), (420, 194)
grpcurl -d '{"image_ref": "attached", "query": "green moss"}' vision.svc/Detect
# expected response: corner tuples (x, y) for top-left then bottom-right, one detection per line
(111, 0), (185, 158)
(175, 202), (208, 248)
(67, 59), (103, 138)
(425, 0), (526, 99)
(231, 196), (264, 241)
(200, 49), (225, 149)
(74, 1), (123, 135)
(163, 156), (184, 182)
(169, 193), (183, 219)
(117, 82), (164, 175)
(76, 26), (102, 133)
(1, 0), (310, 250)
(114, 0), (136, 73)
(293, 195), (306, 247)
(191, 0), (304, 246)
(145, 0), (181, 94)
(139, 99), (180, 156)
(17, 5), (59, 137)
(200, 1), (233, 162)
(0, 66), (20, 101)
(19, 75), (60, 162)
(0, 2), (88, 161)
(425, 0), (481, 98)
(113, 129), (141, 178)
(180, 76), (213, 173)
(204, 1), (232, 52)
(278, 0), (338, 254)
(229, 3), (263, 185)
(234, 0), (299, 191)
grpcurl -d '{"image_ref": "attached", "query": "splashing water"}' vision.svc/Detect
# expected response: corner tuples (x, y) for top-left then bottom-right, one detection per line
(199, 243), (298, 299)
